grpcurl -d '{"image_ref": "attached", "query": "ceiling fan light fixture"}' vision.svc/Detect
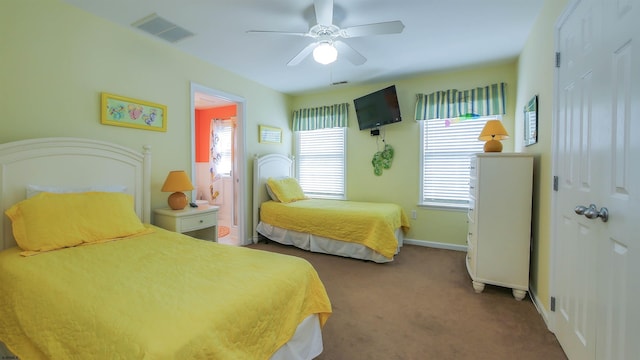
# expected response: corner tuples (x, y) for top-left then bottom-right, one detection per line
(313, 42), (338, 65)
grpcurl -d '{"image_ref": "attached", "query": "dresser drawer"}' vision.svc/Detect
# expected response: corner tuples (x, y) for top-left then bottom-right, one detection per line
(469, 176), (477, 197)
(467, 197), (476, 223)
(180, 213), (217, 232)
(154, 206), (220, 242)
(469, 156), (478, 177)
(466, 240), (476, 276)
(467, 222), (477, 248)
(466, 230), (476, 277)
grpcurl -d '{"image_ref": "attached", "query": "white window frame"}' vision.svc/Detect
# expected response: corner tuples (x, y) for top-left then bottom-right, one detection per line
(294, 127), (347, 199)
(419, 116), (498, 210)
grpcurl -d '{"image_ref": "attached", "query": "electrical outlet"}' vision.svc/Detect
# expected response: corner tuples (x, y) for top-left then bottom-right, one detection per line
(411, 210), (417, 219)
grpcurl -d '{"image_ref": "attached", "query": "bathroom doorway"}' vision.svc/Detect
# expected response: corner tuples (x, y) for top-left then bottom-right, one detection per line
(190, 83), (246, 246)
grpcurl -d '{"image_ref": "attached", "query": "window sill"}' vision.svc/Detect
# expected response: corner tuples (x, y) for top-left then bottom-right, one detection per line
(307, 195), (345, 200)
(418, 202), (468, 212)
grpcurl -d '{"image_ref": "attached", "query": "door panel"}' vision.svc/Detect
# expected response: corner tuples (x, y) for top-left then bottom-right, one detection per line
(595, 0), (640, 358)
(555, 214), (597, 359)
(554, 0), (599, 358)
(554, 0), (640, 359)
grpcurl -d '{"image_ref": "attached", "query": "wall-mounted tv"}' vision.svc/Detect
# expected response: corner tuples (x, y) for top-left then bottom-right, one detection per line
(353, 85), (402, 131)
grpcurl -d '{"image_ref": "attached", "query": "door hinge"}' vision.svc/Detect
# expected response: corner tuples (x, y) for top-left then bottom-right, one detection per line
(553, 176), (559, 191)
(555, 52), (561, 68)
(550, 296), (556, 312)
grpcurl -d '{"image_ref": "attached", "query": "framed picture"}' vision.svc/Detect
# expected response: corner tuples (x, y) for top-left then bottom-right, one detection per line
(259, 125), (282, 144)
(101, 93), (167, 132)
(524, 95), (538, 146)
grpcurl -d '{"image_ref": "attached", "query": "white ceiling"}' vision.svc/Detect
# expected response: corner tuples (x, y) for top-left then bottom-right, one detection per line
(61, 0), (544, 96)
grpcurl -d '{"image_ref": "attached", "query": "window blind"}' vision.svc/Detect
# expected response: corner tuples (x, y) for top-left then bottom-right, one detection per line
(295, 127), (346, 199)
(420, 117), (491, 208)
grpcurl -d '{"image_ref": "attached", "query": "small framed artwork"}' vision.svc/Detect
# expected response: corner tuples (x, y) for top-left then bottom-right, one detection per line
(259, 125), (282, 144)
(101, 92), (167, 132)
(524, 95), (538, 146)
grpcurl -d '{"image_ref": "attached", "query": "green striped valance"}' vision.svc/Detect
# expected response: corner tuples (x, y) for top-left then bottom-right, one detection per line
(293, 103), (349, 131)
(415, 83), (506, 120)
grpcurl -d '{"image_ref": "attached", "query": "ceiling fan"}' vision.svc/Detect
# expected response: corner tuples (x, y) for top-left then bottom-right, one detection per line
(247, 0), (404, 66)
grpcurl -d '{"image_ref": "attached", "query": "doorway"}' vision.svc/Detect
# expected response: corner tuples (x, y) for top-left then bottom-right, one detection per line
(190, 83), (247, 246)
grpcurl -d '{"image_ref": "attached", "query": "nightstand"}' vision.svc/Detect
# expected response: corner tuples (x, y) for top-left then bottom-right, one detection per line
(154, 206), (219, 242)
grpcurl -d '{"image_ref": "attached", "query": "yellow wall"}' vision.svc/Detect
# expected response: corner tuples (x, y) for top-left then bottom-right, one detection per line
(0, 0), (292, 240)
(291, 62), (518, 246)
(515, 0), (570, 312)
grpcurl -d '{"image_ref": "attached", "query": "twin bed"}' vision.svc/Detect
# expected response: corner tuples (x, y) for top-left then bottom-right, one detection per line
(253, 154), (410, 263)
(0, 138), (331, 360)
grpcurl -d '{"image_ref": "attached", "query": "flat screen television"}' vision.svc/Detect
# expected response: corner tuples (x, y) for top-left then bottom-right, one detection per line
(353, 85), (402, 131)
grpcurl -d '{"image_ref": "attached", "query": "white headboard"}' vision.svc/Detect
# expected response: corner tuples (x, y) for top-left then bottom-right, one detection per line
(0, 137), (151, 250)
(252, 154), (293, 242)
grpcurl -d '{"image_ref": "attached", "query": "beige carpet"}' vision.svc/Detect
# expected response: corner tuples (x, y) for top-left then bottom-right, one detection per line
(249, 242), (567, 360)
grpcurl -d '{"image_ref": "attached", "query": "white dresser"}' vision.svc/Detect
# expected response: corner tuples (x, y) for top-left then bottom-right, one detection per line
(466, 153), (533, 300)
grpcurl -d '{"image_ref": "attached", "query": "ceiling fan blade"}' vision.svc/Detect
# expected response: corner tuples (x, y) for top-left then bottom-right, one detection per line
(313, 0), (334, 26)
(334, 40), (366, 65)
(246, 30), (308, 37)
(287, 42), (318, 66)
(341, 20), (405, 38)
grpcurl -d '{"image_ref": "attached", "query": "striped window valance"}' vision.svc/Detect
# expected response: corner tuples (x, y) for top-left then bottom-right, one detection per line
(293, 103), (349, 131)
(415, 83), (506, 120)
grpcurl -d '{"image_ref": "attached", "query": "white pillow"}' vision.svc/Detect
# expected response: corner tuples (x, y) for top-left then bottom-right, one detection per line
(265, 183), (278, 201)
(26, 184), (127, 199)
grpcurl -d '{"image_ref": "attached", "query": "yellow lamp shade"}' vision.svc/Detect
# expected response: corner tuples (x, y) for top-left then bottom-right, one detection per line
(478, 120), (509, 152)
(161, 171), (194, 210)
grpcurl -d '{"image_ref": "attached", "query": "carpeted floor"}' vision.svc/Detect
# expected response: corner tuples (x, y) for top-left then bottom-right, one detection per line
(249, 242), (567, 360)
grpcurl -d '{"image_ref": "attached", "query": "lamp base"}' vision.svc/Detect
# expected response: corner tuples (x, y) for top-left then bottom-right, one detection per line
(483, 139), (503, 152)
(167, 192), (188, 210)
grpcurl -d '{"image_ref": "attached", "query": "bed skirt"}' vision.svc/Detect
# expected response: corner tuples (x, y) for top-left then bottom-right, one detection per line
(256, 222), (404, 263)
(1, 314), (323, 360)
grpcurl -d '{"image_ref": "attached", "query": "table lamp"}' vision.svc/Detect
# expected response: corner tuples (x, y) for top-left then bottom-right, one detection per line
(161, 170), (194, 210)
(478, 120), (509, 152)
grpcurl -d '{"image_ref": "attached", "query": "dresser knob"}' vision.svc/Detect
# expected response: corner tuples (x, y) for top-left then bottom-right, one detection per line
(199, 220), (204, 223)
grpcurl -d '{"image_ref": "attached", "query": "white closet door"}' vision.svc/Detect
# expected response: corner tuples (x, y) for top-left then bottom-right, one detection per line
(553, 0), (640, 359)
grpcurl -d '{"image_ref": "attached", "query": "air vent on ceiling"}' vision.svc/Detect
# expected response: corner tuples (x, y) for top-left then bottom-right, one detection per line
(132, 13), (194, 43)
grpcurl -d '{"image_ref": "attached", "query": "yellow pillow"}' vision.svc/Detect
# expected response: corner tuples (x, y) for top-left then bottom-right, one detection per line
(266, 177), (307, 203)
(5, 192), (151, 254)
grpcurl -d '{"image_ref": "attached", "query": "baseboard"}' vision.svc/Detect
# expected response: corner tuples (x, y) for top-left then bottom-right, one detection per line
(403, 238), (467, 252)
(529, 288), (555, 332)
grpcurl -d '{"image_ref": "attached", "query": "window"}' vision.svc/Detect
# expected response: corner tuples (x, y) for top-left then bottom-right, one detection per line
(295, 127), (346, 199)
(211, 120), (233, 177)
(420, 116), (495, 209)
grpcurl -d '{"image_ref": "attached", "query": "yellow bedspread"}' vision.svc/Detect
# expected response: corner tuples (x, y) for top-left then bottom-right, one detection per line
(0, 226), (331, 359)
(260, 199), (410, 259)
